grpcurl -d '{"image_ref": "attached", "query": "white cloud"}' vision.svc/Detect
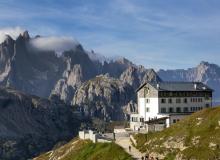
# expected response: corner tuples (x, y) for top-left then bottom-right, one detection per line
(0, 26), (24, 43)
(29, 36), (79, 54)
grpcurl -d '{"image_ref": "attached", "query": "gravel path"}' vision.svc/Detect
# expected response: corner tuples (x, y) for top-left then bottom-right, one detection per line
(115, 137), (145, 160)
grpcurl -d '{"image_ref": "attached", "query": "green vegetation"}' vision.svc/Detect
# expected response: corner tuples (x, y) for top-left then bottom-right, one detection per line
(134, 107), (220, 159)
(34, 138), (132, 160)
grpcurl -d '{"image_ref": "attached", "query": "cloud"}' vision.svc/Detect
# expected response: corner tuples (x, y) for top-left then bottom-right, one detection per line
(0, 26), (24, 43)
(29, 36), (79, 54)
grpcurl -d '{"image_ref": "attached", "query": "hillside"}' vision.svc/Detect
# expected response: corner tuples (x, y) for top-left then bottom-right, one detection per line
(0, 87), (80, 160)
(134, 107), (220, 160)
(34, 139), (132, 160)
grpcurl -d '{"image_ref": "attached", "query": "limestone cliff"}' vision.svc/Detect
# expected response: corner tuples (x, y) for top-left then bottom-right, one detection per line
(72, 74), (135, 121)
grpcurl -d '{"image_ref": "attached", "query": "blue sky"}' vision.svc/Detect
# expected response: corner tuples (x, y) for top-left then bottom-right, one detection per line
(0, 0), (220, 69)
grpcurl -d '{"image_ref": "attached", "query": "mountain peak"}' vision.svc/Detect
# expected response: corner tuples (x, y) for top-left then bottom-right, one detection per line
(116, 57), (133, 66)
(2, 34), (14, 45)
(4, 34), (13, 41)
(199, 61), (210, 66)
(16, 30), (30, 42)
(22, 30), (30, 39)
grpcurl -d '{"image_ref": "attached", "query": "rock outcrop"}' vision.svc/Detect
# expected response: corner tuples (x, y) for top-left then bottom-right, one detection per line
(0, 31), (65, 97)
(72, 74), (135, 121)
(120, 66), (161, 89)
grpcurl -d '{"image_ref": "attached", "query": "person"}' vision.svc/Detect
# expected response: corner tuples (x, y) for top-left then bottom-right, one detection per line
(128, 145), (131, 152)
(141, 156), (144, 160)
(145, 154), (149, 160)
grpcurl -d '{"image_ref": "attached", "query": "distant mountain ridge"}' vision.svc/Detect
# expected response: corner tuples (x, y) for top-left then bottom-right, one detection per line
(158, 61), (220, 104)
(0, 30), (220, 122)
(0, 31), (161, 121)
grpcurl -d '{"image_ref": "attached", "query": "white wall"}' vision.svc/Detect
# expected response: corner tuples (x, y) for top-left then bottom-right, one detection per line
(139, 97), (169, 121)
(145, 98), (160, 121)
(138, 98), (146, 119)
(79, 130), (97, 143)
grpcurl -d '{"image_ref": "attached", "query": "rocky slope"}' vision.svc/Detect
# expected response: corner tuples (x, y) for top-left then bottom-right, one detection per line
(49, 46), (100, 104)
(158, 61), (220, 104)
(134, 107), (220, 159)
(72, 74), (135, 121)
(0, 87), (80, 160)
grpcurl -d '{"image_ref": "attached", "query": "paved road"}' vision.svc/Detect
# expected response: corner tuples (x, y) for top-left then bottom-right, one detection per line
(115, 137), (145, 160)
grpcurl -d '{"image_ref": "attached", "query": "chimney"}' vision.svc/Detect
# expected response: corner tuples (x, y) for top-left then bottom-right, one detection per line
(194, 83), (197, 90)
(157, 83), (160, 89)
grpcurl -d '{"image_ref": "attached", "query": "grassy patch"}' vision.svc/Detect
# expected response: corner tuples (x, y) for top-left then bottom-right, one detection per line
(134, 107), (220, 159)
(35, 139), (132, 160)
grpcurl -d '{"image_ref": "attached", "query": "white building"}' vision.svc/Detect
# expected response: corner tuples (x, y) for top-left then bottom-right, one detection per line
(130, 82), (213, 131)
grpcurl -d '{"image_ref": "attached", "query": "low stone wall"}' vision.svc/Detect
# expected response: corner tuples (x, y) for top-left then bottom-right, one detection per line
(79, 130), (97, 143)
(79, 130), (112, 143)
(148, 124), (166, 132)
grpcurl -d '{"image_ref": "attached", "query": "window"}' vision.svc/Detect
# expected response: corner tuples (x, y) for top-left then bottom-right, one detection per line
(169, 107), (173, 113)
(184, 98), (188, 103)
(173, 92), (177, 97)
(161, 108), (166, 113)
(146, 107), (150, 112)
(132, 117), (138, 122)
(146, 99), (150, 103)
(140, 118), (144, 122)
(169, 92), (173, 96)
(199, 98), (203, 102)
(184, 107), (188, 112)
(173, 119), (176, 123)
(206, 104), (210, 108)
(176, 107), (181, 113)
(168, 98), (172, 104)
(205, 96), (210, 100)
(161, 98), (166, 103)
(176, 98), (181, 103)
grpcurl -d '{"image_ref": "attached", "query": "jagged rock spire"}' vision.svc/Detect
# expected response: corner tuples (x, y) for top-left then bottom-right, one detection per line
(22, 30), (30, 40)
